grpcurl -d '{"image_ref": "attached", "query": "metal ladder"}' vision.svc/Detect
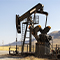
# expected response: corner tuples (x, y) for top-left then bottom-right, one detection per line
(22, 23), (25, 40)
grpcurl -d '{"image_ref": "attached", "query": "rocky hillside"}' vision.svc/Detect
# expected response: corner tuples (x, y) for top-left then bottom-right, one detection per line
(49, 31), (60, 39)
(49, 31), (60, 45)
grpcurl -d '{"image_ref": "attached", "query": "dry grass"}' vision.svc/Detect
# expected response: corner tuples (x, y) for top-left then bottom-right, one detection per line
(0, 44), (59, 53)
(0, 46), (56, 60)
(0, 45), (35, 52)
(0, 46), (10, 51)
(0, 46), (18, 51)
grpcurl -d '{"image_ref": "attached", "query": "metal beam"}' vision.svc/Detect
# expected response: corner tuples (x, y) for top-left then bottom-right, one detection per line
(19, 3), (44, 22)
(21, 23), (28, 53)
(29, 26), (32, 52)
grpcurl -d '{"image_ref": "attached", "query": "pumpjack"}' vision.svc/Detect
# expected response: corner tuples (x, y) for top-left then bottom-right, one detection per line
(16, 3), (52, 57)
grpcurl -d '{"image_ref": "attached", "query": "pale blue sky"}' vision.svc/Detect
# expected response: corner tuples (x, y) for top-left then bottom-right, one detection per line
(0, 0), (60, 45)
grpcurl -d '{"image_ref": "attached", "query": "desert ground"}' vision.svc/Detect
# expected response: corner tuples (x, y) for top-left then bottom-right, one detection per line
(0, 46), (59, 60)
(0, 51), (52, 60)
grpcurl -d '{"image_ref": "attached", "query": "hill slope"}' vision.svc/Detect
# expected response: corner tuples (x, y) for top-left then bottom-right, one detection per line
(4, 39), (36, 46)
(4, 30), (60, 46)
(49, 31), (60, 45)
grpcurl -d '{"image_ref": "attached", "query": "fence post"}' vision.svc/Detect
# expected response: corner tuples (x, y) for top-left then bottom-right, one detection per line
(58, 45), (59, 54)
(56, 44), (57, 59)
(33, 45), (34, 52)
(27, 45), (28, 52)
(9, 47), (10, 54)
(16, 38), (18, 54)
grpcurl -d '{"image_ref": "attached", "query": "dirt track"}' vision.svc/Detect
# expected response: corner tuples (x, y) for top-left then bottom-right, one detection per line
(0, 51), (57, 60)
